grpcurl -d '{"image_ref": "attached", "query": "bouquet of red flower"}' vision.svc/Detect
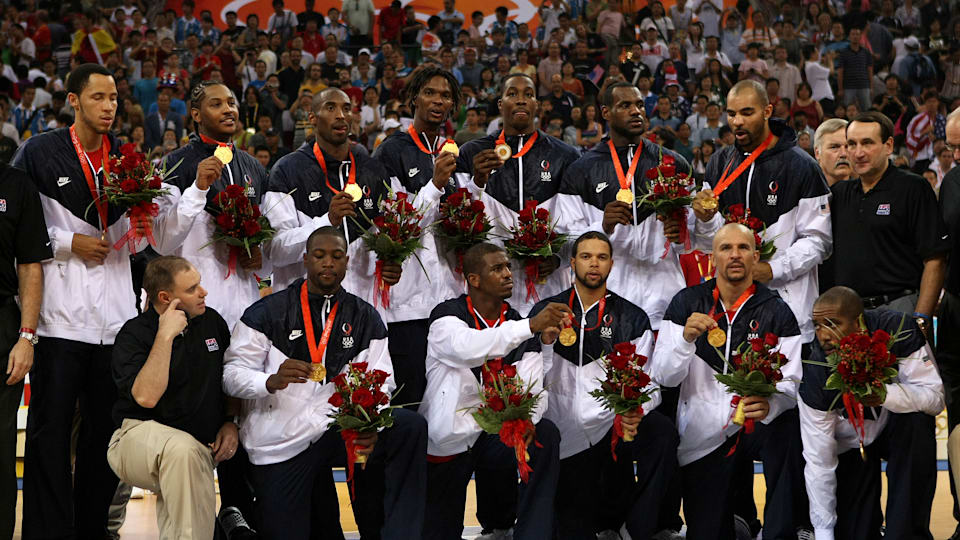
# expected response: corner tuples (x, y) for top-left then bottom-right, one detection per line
(588, 342), (657, 460)
(714, 333), (787, 451)
(723, 204), (777, 261)
(327, 361), (395, 499)
(207, 184), (275, 278)
(434, 187), (492, 276)
(94, 143), (178, 252)
(472, 358), (543, 483)
(637, 154), (695, 257)
(502, 200), (568, 303)
(810, 316), (907, 458)
(360, 190), (426, 308)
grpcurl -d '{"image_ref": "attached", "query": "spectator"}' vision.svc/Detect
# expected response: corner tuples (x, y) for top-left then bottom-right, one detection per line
(267, 0), (299, 43)
(297, 0), (325, 31)
(259, 74), (289, 129)
(622, 42), (653, 85)
(900, 37), (938, 97)
(895, 0), (922, 33)
(319, 46), (347, 83)
(769, 45), (801, 102)
(649, 94), (681, 135)
(483, 28), (514, 65)
(560, 62), (584, 102)
(400, 6), (426, 56)
(597, 0), (627, 68)
(197, 16), (220, 45)
(276, 51), (305, 100)
(537, 41), (564, 97)
(175, 0), (201, 43)
(351, 49), (376, 86)
(693, 101), (724, 146)
(454, 106), (486, 144)
(253, 144), (271, 169)
(422, 16), (444, 61)
(907, 91), (943, 171)
(379, 1), (404, 43)
(792, 110), (815, 140)
(720, 10), (746, 66)
(133, 59), (158, 112)
(930, 144), (956, 191)
(510, 48), (537, 85)
(791, 81), (824, 130)
(336, 69), (362, 109)
(802, 44), (835, 113)
(490, 6), (519, 45)
(575, 103), (603, 150)
(12, 86), (44, 138)
(738, 42), (769, 83)
(836, 26), (874, 112)
(376, 63), (405, 105)
(637, 74), (659, 117)
(341, 0), (375, 47)
(684, 21), (706, 69)
(674, 122), (695, 162)
(438, 0), (466, 45)
(512, 23), (537, 53)
(692, 138), (715, 179)
(547, 74), (577, 124)
(459, 47), (483, 88)
(191, 40), (221, 82)
(641, 1), (676, 44)
(71, 10), (118, 65)
(145, 90), (183, 150)
(739, 10), (778, 58)
(640, 23), (669, 73)
(692, 35), (733, 77)
(684, 94), (709, 132)
(941, 46), (960, 101)
(321, 9), (348, 45)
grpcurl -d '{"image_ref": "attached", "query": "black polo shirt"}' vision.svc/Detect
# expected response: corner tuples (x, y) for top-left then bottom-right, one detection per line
(112, 306), (230, 445)
(830, 164), (949, 298)
(940, 166), (960, 295)
(0, 164), (52, 300)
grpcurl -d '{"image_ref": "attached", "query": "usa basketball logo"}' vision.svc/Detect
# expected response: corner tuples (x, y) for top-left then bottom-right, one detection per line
(600, 314), (614, 339)
(540, 160), (552, 182)
(767, 181), (778, 206)
(747, 319), (760, 340)
(342, 323), (354, 348)
(362, 186), (373, 209)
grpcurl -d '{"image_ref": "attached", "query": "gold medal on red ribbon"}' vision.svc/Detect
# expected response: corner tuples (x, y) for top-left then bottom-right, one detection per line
(495, 143), (512, 160)
(214, 145), (233, 165)
(699, 196), (718, 210)
(309, 364), (327, 382)
(616, 188), (634, 204)
(707, 327), (726, 347)
(558, 327), (577, 346)
(441, 141), (459, 156)
(344, 183), (363, 202)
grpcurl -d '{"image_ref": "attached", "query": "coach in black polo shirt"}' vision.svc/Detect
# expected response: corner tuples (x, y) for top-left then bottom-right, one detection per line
(0, 163), (50, 539)
(829, 111), (949, 337)
(107, 256), (239, 540)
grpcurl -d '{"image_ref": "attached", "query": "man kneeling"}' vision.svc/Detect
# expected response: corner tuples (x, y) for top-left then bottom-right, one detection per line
(800, 286), (943, 540)
(222, 227), (427, 540)
(108, 256), (239, 539)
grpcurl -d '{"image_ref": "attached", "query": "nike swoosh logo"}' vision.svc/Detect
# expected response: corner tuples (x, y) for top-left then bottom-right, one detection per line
(309, 192), (321, 201)
(596, 182), (608, 193)
(289, 330), (303, 340)
(57, 177), (70, 187)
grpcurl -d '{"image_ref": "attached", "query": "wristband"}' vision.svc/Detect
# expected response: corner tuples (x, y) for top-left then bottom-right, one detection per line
(912, 312), (931, 321)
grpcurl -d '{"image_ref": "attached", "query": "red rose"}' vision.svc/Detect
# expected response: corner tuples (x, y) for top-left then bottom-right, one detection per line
(242, 219), (261, 236)
(332, 373), (348, 389)
(351, 388), (376, 408)
(252, 206), (262, 218)
(395, 191), (408, 201)
(472, 219), (485, 234)
(645, 168), (659, 180)
(120, 142), (137, 156)
(508, 393), (523, 406)
(488, 395), (505, 412)
(352, 361), (369, 372)
(328, 392), (344, 407)
(376, 391), (389, 405)
(518, 207), (534, 221)
(216, 213), (235, 231)
(623, 386), (639, 399)
(374, 216), (386, 228)
(750, 339), (764, 352)
(652, 183), (666, 195)
(636, 371), (651, 387)
(872, 330), (891, 345)
(659, 165), (676, 178)
(470, 200), (484, 213)
(535, 228), (547, 242)
(524, 199), (538, 210)
(728, 204), (745, 218)
(610, 353), (628, 370)
(764, 333), (779, 347)
(121, 153), (142, 171)
(458, 219), (472, 231)
(662, 155), (676, 165)
(485, 358), (503, 374)
(613, 342), (636, 356)
(447, 191), (464, 206)
(213, 191), (228, 205)
(502, 364), (517, 378)
(224, 185), (245, 198)
(535, 207), (549, 220)
(148, 176), (162, 189)
(120, 179), (139, 193)
(387, 223), (400, 239)
(371, 369), (390, 385)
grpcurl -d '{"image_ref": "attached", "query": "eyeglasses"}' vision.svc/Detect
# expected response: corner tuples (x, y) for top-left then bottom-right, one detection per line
(947, 142), (960, 153)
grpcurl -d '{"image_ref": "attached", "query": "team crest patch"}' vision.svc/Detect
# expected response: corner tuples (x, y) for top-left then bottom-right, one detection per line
(342, 323), (354, 348)
(766, 181), (778, 206)
(540, 160), (552, 182)
(0, 199), (6, 212)
(747, 319), (760, 340)
(205, 338), (219, 352)
(600, 314), (614, 339)
(877, 204), (890, 216)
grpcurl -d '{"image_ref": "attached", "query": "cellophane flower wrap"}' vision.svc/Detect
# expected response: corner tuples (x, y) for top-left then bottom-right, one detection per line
(637, 154), (694, 257)
(434, 187), (492, 276)
(502, 200), (567, 303)
(588, 342), (657, 460)
(714, 333), (787, 453)
(818, 316), (906, 456)
(327, 361), (396, 498)
(471, 358), (543, 483)
(723, 203), (777, 261)
(98, 143), (176, 252)
(360, 190), (425, 308)
(208, 184), (275, 278)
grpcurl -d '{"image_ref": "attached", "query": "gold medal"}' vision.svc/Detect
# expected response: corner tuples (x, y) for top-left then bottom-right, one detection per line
(558, 326), (577, 346)
(214, 145), (233, 165)
(616, 188), (634, 204)
(699, 196), (718, 210)
(308, 363), (326, 382)
(707, 327), (726, 347)
(495, 143), (512, 160)
(441, 141), (459, 156)
(344, 183), (363, 202)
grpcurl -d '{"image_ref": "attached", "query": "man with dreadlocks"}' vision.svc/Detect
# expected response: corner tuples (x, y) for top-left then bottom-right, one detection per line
(152, 80), (267, 535)
(370, 65), (463, 409)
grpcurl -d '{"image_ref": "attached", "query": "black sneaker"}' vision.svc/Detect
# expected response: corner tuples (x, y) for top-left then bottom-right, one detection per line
(950, 523), (960, 540)
(219, 506), (258, 540)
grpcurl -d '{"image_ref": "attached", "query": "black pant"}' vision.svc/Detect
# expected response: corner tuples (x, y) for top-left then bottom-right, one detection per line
(681, 409), (805, 540)
(22, 337), (119, 540)
(216, 443), (258, 529)
(836, 412), (937, 540)
(557, 410), (679, 540)
(387, 319), (428, 408)
(938, 291), (960, 521)
(249, 408), (427, 540)
(425, 419), (560, 540)
(0, 299), (20, 540)
(474, 466), (518, 532)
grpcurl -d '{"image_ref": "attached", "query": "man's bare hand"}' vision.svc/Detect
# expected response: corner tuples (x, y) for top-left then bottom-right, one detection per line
(329, 191), (357, 227)
(620, 408), (644, 439)
(683, 313), (717, 343)
(602, 201), (632, 234)
(6, 339), (33, 385)
(380, 261), (402, 286)
(266, 359), (313, 393)
(753, 262), (773, 283)
(658, 213), (682, 243)
(72, 234), (110, 264)
(692, 189), (718, 222)
(741, 395), (770, 421)
(432, 152), (458, 190)
(196, 155), (225, 190)
(238, 245), (263, 271)
(472, 149), (503, 188)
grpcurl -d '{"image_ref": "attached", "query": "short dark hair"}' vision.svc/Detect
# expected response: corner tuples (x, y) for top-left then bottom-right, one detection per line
(404, 65), (462, 116)
(306, 225), (347, 252)
(254, 144), (270, 154)
(573, 231), (612, 257)
(66, 63), (113, 97)
(189, 81), (233, 110)
(143, 256), (194, 303)
(499, 73), (535, 96)
(462, 242), (505, 278)
(601, 81), (637, 108)
(495, 6), (508, 16)
(728, 80), (768, 108)
(850, 111), (894, 144)
(814, 286), (864, 321)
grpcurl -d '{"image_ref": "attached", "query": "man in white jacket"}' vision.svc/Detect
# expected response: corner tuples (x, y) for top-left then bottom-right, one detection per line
(419, 242), (570, 540)
(223, 226), (427, 540)
(648, 223), (807, 539)
(799, 286), (943, 540)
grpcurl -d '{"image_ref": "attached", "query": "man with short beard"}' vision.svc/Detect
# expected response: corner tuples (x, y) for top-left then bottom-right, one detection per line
(705, 80), (832, 343)
(531, 232), (679, 539)
(814, 118), (851, 186)
(648, 223), (806, 539)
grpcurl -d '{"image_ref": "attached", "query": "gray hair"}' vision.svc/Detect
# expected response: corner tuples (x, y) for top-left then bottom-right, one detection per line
(813, 118), (848, 151)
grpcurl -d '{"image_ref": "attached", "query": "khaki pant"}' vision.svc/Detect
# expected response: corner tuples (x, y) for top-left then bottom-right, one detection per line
(106, 419), (216, 540)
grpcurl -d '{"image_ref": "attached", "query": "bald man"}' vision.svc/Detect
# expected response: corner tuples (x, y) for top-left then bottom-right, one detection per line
(648, 223), (807, 539)
(800, 286), (942, 540)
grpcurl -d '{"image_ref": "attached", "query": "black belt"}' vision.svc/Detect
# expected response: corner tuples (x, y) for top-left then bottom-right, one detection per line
(861, 290), (917, 310)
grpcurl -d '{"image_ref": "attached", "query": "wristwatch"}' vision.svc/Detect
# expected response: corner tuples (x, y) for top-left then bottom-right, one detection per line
(19, 328), (38, 346)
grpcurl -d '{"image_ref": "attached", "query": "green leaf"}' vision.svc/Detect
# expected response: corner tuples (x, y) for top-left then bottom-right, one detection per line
(825, 372), (843, 390)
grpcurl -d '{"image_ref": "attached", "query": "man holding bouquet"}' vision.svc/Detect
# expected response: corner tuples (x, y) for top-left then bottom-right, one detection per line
(529, 231), (680, 539)
(648, 223), (807, 539)
(222, 226), (427, 540)
(420, 242), (569, 540)
(800, 286), (943, 540)
(455, 73), (582, 316)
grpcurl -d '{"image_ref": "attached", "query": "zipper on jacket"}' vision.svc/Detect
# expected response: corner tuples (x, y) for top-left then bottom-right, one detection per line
(517, 135), (524, 207)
